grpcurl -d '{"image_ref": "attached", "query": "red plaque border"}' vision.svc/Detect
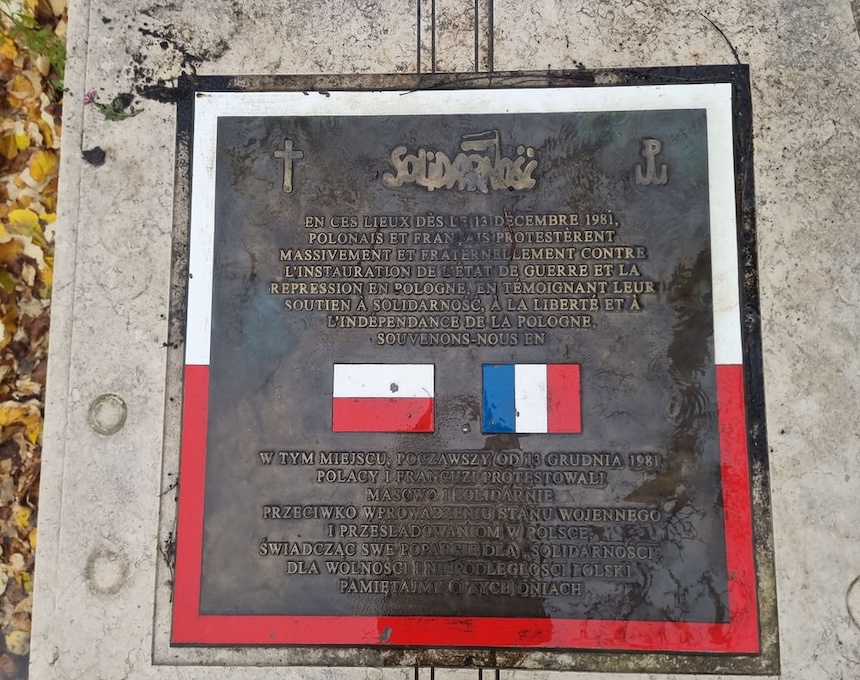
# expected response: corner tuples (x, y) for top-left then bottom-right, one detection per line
(172, 364), (758, 652)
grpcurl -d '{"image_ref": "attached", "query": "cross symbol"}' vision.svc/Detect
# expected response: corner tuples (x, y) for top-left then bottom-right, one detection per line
(273, 138), (304, 194)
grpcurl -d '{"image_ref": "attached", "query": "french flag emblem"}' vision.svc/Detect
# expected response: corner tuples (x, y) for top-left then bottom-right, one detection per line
(332, 364), (434, 432)
(482, 363), (581, 433)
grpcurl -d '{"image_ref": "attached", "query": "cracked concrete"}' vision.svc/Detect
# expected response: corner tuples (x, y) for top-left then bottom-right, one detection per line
(29, 0), (860, 677)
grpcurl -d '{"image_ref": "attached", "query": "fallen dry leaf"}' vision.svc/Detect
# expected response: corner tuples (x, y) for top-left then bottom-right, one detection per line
(2, 632), (27, 657)
(27, 150), (55, 183)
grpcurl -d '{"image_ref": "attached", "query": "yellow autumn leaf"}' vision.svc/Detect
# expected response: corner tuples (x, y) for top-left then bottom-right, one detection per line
(15, 133), (30, 151)
(41, 257), (53, 291)
(29, 150), (58, 182)
(41, 212), (56, 224)
(28, 527), (36, 550)
(24, 410), (42, 443)
(8, 74), (35, 99)
(0, 405), (30, 426)
(5, 629), (29, 656)
(0, 404), (41, 444)
(10, 217), (46, 246)
(37, 119), (54, 148)
(0, 134), (18, 160)
(7, 208), (40, 231)
(16, 506), (31, 530)
(0, 35), (17, 60)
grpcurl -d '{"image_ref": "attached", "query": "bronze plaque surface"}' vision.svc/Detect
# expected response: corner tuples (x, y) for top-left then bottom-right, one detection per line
(168, 69), (777, 673)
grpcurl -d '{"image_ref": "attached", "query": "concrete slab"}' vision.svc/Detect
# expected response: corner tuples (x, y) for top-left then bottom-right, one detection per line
(29, 0), (860, 678)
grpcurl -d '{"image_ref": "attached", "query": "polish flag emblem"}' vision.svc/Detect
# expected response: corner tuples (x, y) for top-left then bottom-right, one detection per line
(332, 364), (435, 432)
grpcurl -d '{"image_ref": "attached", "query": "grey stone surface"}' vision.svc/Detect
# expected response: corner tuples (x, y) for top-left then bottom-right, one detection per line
(29, 0), (860, 677)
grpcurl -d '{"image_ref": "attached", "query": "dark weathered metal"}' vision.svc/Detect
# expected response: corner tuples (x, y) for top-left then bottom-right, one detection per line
(167, 68), (777, 674)
(205, 108), (722, 622)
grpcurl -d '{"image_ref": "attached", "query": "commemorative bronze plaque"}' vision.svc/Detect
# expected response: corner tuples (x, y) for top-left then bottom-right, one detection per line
(168, 69), (777, 673)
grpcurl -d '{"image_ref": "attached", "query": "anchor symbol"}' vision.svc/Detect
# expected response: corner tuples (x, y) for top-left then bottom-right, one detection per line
(635, 138), (668, 186)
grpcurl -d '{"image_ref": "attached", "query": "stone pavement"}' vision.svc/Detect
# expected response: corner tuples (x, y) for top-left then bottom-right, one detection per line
(29, 1), (860, 678)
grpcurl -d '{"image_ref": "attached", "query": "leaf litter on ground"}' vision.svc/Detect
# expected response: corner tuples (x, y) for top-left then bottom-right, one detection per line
(0, 0), (65, 677)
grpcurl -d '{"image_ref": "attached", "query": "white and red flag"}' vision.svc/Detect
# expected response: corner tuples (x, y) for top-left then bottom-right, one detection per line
(332, 363), (435, 432)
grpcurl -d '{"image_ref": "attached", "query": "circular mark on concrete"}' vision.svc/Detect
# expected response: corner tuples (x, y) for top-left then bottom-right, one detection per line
(85, 548), (130, 596)
(88, 393), (127, 435)
(461, 424), (471, 433)
(847, 575), (860, 630)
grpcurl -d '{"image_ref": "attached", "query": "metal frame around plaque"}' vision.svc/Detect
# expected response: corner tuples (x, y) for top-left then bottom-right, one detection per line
(156, 68), (778, 674)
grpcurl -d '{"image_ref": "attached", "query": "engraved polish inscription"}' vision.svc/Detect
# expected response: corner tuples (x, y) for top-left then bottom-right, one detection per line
(256, 449), (663, 599)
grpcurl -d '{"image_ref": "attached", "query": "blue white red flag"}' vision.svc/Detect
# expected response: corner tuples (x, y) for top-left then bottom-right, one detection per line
(482, 363), (581, 433)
